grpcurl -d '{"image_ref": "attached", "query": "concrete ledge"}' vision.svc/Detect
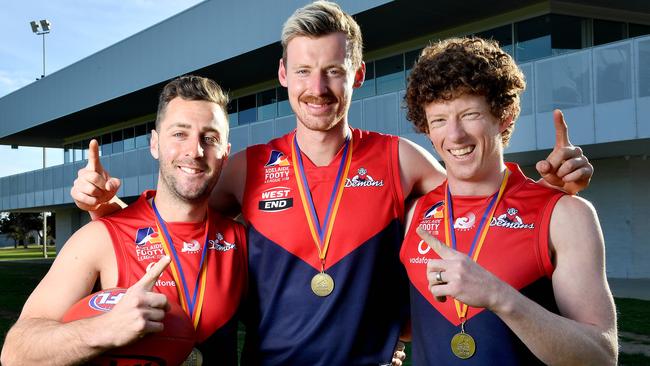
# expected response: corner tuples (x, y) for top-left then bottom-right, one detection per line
(608, 278), (650, 300)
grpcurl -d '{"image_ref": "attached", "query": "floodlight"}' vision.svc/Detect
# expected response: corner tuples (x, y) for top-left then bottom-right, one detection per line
(40, 20), (51, 32)
(30, 21), (40, 33)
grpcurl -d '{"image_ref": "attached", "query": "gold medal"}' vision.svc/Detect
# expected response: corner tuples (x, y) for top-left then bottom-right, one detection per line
(181, 347), (203, 366)
(450, 331), (476, 359)
(311, 272), (334, 296)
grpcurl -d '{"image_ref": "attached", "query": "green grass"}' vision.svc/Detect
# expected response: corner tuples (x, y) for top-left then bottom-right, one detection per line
(616, 298), (650, 337)
(0, 256), (647, 365)
(0, 245), (56, 261)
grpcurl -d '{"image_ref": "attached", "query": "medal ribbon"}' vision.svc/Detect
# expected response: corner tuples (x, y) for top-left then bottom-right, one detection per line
(291, 132), (353, 270)
(443, 169), (510, 321)
(152, 199), (209, 329)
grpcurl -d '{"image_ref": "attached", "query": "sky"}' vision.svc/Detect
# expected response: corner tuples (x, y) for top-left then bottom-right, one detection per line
(0, 0), (204, 177)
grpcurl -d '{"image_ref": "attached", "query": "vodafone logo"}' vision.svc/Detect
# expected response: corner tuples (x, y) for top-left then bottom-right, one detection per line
(417, 239), (431, 255)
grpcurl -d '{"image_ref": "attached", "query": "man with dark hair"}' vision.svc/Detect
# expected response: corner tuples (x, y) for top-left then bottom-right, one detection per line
(1, 75), (247, 366)
(69, 2), (594, 365)
(401, 37), (617, 365)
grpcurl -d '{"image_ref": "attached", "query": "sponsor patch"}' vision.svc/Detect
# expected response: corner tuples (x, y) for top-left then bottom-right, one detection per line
(491, 207), (535, 229)
(258, 186), (293, 212)
(345, 167), (384, 188)
(263, 150), (291, 184)
(208, 232), (236, 252)
(181, 240), (201, 253)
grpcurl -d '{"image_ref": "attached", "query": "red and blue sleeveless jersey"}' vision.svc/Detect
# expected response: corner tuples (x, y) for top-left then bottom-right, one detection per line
(99, 190), (247, 366)
(400, 163), (564, 365)
(241, 128), (409, 365)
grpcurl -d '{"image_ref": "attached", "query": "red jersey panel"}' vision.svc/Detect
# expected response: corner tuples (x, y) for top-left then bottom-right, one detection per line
(99, 190), (247, 364)
(400, 163), (564, 365)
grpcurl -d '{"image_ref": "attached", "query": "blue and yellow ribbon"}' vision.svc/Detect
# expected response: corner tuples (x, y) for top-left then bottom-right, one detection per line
(152, 199), (209, 330)
(291, 132), (353, 270)
(443, 169), (510, 321)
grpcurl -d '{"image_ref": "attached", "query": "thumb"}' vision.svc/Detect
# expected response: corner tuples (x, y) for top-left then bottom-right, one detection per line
(86, 139), (103, 173)
(105, 177), (121, 195)
(133, 255), (170, 292)
(416, 226), (454, 259)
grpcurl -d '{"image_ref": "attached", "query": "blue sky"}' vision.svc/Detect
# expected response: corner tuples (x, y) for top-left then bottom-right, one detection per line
(0, 0), (204, 177)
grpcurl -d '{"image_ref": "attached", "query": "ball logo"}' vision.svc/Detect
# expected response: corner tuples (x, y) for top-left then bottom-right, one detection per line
(88, 289), (126, 312)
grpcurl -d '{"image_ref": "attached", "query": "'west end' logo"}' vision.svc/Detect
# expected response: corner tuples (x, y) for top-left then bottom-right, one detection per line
(258, 186), (293, 212)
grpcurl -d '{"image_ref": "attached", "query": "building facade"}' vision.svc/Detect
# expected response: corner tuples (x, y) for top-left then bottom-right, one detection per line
(0, 0), (648, 279)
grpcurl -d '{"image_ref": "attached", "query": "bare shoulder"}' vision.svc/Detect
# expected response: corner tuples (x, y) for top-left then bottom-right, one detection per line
(397, 137), (446, 198)
(19, 221), (114, 321)
(549, 194), (604, 262)
(211, 149), (246, 216)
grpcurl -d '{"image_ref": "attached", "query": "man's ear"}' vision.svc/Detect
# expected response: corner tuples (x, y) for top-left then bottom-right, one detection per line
(150, 129), (159, 160)
(499, 115), (513, 134)
(278, 58), (288, 87)
(352, 61), (366, 89)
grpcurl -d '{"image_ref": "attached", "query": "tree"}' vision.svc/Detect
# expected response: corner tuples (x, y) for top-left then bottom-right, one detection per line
(0, 212), (53, 249)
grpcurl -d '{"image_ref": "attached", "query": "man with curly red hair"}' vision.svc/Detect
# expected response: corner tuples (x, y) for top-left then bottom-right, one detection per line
(401, 37), (618, 365)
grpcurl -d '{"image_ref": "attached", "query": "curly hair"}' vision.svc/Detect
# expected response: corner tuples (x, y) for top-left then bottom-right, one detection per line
(405, 37), (525, 146)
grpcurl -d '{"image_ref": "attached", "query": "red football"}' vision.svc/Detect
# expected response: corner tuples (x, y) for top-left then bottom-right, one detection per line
(62, 288), (196, 366)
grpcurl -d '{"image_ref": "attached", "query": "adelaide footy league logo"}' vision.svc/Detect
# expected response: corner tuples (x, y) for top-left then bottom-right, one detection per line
(135, 227), (162, 246)
(264, 150), (291, 184)
(208, 232), (236, 252)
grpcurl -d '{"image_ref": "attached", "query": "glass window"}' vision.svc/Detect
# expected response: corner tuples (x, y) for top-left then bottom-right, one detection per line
(112, 130), (124, 154)
(516, 15), (552, 62)
(101, 133), (112, 156)
(277, 87), (293, 117)
(595, 43), (632, 103)
(405, 48), (422, 71)
(63, 145), (72, 164)
(594, 19), (626, 46)
(375, 54), (405, 95)
(73, 141), (83, 161)
(476, 24), (513, 56)
(629, 23), (650, 38)
(638, 39), (650, 97)
(135, 124), (148, 148)
(550, 15), (586, 55)
(257, 89), (277, 121)
(82, 139), (91, 160)
(353, 61), (375, 100)
(227, 100), (238, 126)
(516, 15), (586, 62)
(147, 121), (156, 134)
(123, 127), (135, 151)
(238, 95), (257, 124)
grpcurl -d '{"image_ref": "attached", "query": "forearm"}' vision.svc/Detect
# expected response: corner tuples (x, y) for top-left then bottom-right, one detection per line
(1, 317), (110, 366)
(493, 285), (617, 366)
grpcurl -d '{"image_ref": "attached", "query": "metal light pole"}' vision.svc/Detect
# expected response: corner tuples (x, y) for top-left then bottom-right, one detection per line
(30, 19), (51, 258)
(29, 19), (51, 78)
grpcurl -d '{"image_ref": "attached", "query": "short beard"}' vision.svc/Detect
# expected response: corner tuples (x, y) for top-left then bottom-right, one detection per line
(159, 167), (215, 204)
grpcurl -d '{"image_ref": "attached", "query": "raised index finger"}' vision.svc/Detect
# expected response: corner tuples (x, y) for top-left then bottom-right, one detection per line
(86, 139), (102, 173)
(553, 109), (571, 148)
(134, 255), (171, 292)
(416, 226), (455, 259)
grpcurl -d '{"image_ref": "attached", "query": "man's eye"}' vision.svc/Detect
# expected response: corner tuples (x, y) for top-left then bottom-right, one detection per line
(204, 136), (218, 145)
(462, 112), (480, 120)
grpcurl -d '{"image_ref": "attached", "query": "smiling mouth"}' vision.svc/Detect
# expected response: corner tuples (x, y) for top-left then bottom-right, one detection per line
(178, 166), (205, 175)
(449, 146), (475, 157)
